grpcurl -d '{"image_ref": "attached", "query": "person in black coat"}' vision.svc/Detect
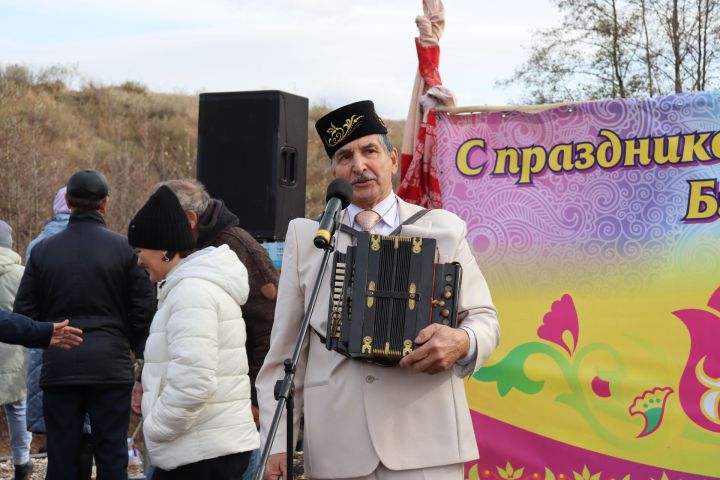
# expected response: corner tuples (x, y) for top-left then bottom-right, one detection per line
(0, 312), (82, 348)
(13, 169), (154, 480)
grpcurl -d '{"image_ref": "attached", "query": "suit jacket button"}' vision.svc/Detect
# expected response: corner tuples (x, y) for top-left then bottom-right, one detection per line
(365, 375), (376, 384)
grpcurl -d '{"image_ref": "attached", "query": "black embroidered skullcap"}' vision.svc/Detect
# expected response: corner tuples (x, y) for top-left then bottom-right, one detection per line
(128, 185), (195, 251)
(315, 100), (388, 158)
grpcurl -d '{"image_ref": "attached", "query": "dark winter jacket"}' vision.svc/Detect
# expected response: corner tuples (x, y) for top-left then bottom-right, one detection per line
(196, 200), (277, 404)
(13, 210), (154, 388)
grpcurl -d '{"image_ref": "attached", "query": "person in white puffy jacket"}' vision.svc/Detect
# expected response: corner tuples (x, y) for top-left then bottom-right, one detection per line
(128, 185), (260, 480)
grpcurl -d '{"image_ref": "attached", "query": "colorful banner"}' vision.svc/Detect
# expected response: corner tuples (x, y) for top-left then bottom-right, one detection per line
(434, 92), (720, 480)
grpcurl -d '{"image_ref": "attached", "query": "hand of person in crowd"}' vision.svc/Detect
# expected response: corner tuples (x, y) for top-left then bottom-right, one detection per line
(49, 319), (83, 349)
(251, 404), (260, 429)
(260, 282), (277, 300)
(264, 452), (287, 480)
(399, 323), (470, 374)
(131, 380), (143, 415)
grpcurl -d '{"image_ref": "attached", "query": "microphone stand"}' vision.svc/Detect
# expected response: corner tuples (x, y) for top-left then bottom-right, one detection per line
(253, 218), (338, 480)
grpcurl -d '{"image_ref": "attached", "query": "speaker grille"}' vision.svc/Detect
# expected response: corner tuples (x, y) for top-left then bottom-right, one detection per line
(197, 91), (308, 240)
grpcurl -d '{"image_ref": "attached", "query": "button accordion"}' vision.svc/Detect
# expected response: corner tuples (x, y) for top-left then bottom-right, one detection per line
(326, 232), (462, 364)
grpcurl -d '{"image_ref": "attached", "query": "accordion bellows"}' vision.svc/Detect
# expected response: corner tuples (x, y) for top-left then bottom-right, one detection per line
(327, 233), (462, 364)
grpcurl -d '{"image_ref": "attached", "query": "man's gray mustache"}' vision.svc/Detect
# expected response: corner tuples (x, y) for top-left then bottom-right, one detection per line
(351, 175), (376, 184)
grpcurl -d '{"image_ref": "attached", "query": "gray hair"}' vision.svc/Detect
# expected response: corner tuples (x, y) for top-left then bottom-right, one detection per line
(155, 179), (211, 215)
(378, 133), (394, 154)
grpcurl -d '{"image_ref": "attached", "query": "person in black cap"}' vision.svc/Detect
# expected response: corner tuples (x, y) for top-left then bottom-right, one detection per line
(256, 101), (499, 479)
(128, 186), (259, 479)
(22, 185), (96, 480)
(13, 168), (154, 480)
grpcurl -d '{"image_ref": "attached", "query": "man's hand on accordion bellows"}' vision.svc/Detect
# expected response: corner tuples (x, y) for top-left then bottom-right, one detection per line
(399, 324), (470, 374)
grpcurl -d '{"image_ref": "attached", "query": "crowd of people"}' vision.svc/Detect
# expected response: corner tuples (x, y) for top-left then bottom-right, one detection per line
(0, 99), (499, 480)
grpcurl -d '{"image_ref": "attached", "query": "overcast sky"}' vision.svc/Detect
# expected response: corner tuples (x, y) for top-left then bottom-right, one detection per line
(1, 0), (562, 118)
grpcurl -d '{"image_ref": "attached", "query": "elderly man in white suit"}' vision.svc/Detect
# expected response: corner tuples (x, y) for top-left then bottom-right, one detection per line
(257, 100), (500, 480)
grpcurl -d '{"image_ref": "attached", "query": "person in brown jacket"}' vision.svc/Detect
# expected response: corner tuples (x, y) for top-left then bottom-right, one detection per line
(131, 179), (278, 480)
(159, 179), (277, 430)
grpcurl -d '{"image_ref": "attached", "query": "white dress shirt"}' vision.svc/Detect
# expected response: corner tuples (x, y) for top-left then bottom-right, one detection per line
(348, 192), (400, 235)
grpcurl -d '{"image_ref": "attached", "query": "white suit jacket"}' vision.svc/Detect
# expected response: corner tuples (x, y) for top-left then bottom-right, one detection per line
(257, 198), (499, 479)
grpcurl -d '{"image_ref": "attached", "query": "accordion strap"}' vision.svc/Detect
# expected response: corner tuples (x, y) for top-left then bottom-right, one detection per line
(389, 208), (430, 235)
(337, 208), (430, 238)
(314, 328), (328, 344)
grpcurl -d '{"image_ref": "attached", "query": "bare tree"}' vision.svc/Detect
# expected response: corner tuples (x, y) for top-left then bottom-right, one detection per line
(691, 0), (718, 89)
(636, 0), (657, 96)
(501, 0), (720, 102)
(500, 0), (644, 102)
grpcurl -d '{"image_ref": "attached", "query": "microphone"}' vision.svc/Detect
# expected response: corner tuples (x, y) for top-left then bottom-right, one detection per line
(314, 178), (352, 249)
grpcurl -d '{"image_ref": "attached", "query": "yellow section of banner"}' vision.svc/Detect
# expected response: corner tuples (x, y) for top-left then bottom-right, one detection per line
(466, 278), (720, 475)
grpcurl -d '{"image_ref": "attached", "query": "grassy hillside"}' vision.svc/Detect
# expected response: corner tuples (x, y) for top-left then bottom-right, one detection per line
(0, 65), (404, 257)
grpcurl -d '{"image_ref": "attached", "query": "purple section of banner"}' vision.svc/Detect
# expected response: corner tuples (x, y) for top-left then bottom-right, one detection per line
(467, 411), (718, 480)
(437, 94), (720, 264)
(435, 93), (720, 292)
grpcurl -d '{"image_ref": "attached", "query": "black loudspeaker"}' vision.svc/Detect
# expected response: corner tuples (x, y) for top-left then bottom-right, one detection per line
(197, 90), (308, 241)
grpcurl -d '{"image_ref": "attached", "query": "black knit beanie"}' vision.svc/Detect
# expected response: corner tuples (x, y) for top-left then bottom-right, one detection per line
(128, 185), (195, 250)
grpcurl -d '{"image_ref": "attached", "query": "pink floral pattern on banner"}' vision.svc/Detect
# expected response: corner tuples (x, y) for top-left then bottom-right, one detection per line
(673, 286), (720, 432)
(537, 293), (579, 356)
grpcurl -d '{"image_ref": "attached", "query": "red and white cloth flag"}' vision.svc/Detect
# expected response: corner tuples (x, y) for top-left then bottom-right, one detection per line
(397, 0), (456, 208)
